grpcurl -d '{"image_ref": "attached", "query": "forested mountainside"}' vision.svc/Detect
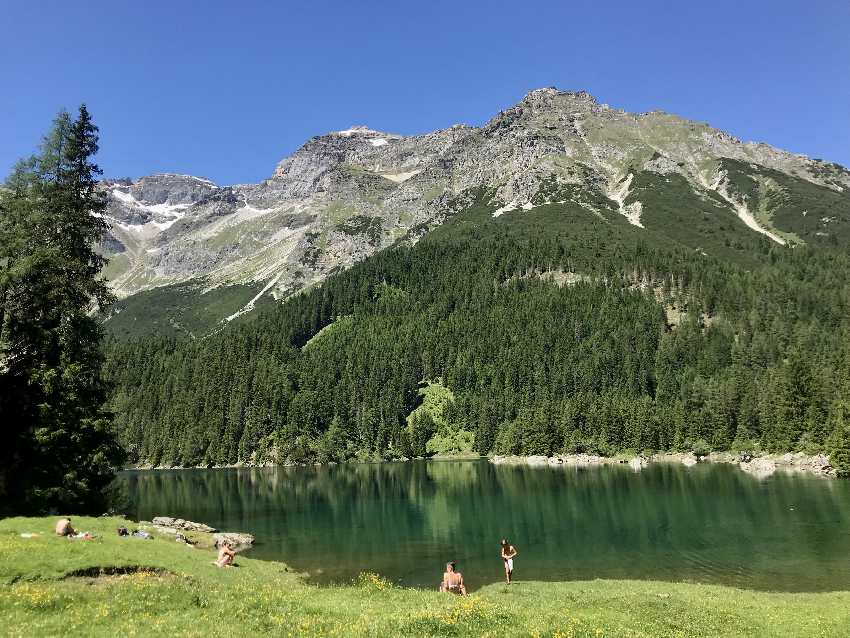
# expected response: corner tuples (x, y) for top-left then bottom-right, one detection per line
(99, 88), (850, 338)
(105, 187), (850, 466)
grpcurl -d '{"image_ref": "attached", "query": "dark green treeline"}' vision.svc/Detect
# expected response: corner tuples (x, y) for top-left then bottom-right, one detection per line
(105, 198), (850, 466)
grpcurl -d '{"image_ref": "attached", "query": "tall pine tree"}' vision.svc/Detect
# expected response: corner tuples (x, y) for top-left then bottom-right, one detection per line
(0, 105), (124, 516)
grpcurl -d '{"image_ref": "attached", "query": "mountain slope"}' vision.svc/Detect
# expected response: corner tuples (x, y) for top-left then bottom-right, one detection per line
(99, 88), (850, 337)
(105, 189), (850, 466)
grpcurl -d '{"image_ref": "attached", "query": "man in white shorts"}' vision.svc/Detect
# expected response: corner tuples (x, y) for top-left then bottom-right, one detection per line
(500, 538), (518, 584)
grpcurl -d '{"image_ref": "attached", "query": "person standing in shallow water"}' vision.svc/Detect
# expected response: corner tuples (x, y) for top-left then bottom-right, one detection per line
(501, 539), (518, 584)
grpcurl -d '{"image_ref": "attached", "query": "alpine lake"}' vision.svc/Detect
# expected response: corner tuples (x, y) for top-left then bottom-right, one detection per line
(120, 460), (850, 593)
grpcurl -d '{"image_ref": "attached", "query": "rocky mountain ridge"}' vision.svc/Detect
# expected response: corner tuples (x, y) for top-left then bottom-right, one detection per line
(100, 88), (850, 324)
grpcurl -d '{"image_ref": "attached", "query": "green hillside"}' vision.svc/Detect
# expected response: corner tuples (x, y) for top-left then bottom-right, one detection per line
(103, 281), (275, 339)
(104, 180), (850, 466)
(720, 158), (850, 246)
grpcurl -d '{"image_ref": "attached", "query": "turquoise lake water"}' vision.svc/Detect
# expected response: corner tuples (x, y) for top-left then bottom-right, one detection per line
(121, 460), (850, 591)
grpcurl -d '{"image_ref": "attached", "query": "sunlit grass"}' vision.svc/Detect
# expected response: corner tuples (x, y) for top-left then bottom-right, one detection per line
(1, 516), (848, 637)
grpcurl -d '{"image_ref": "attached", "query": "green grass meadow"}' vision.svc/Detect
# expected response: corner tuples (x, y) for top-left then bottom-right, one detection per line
(1, 516), (847, 637)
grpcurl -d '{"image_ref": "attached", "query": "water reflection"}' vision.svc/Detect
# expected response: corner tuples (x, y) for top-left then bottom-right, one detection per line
(122, 461), (850, 591)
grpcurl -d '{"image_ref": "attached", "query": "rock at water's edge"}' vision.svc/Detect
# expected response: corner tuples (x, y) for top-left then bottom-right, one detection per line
(739, 457), (776, 479)
(681, 455), (698, 467)
(213, 532), (255, 551)
(152, 516), (218, 534)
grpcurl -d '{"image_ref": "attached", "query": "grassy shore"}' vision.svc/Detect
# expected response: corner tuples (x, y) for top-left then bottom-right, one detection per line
(1, 516), (847, 637)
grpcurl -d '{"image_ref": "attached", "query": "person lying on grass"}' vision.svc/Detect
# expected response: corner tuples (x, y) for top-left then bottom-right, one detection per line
(439, 561), (467, 595)
(215, 540), (236, 567)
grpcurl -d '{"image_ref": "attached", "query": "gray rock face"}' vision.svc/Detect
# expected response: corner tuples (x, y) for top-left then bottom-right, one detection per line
(99, 88), (850, 318)
(130, 174), (218, 205)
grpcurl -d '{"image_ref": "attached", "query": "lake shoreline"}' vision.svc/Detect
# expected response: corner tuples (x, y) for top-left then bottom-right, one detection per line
(491, 450), (835, 478)
(6, 515), (850, 637)
(126, 450), (834, 478)
(124, 452), (483, 471)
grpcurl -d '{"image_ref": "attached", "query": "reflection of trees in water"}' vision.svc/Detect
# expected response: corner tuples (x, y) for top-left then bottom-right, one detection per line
(127, 463), (445, 566)
(483, 464), (850, 587)
(123, 462), (850, 590)
(421, 461), (482, 538)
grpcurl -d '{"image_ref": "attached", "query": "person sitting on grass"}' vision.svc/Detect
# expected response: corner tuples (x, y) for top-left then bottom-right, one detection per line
(439, 561), (467, 595)
(55, 518), (76, 537)
(215, 540), (236, 568)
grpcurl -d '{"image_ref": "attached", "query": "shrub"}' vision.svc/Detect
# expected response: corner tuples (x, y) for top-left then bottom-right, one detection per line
(426, 429), (474, 455)
(690, 439), (711, 457)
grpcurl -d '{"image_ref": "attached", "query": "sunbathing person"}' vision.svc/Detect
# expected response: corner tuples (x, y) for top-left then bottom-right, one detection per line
(55, 518), (76, 537)
(439, 561), (467, 595)
(215, 540), (236, 567)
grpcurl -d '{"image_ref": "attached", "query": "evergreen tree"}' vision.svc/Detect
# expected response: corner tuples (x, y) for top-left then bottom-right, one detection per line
(829, 400), (850, 478)
(0, 106), (124, 516)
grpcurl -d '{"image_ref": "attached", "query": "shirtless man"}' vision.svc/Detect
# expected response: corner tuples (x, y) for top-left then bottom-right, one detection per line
(55, 518), (76, 537)
(439, 561), (467, 595)
(215, 540), (236, 567)
(500, 539), (518, 584)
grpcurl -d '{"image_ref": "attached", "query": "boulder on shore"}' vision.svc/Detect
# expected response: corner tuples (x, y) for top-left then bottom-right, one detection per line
(739, 457), (776, 479)
(807, 454), (832, 476)
(152, 516), (218, 534)
(213, 532), (255, 550)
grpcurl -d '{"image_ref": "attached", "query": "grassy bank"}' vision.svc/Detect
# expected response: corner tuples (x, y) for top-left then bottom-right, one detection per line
(1, 517), (847, 637)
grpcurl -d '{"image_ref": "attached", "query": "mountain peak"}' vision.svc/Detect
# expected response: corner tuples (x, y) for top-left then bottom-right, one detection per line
(521, 87), (597, 104)
(332, 125), (398, 139)
(101, 88), (850, 306)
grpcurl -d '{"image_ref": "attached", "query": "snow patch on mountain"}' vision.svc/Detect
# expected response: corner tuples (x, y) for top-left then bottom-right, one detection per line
(110, 188), (192, 233)
(492, 199), (569, 218)
(336, 126), (372, 136)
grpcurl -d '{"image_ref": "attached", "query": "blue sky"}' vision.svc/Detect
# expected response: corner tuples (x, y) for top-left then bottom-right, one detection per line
(2, 0), (848, 185)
